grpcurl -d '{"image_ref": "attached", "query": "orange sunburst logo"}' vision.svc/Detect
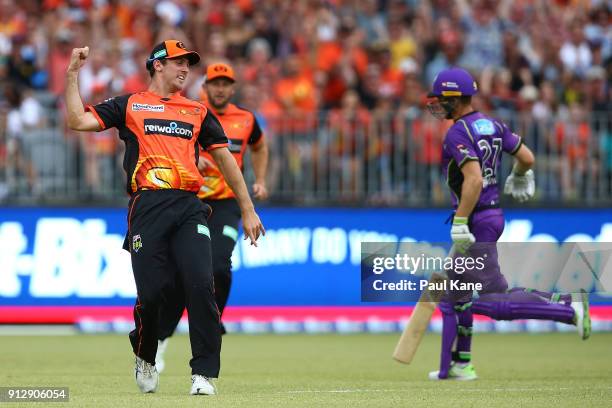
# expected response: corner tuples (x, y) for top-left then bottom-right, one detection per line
(132, 155), (199, 191)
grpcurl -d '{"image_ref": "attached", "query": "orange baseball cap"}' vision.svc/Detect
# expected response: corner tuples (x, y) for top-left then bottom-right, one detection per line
(205, 62), (235, 82)
(146, 40), (200, 70)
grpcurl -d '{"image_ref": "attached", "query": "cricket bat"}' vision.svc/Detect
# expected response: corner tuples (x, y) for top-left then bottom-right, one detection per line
(392, 247), (455, 364)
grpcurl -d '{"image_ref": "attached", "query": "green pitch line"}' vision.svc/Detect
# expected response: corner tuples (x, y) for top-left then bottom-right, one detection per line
(1, 333), (611, 407)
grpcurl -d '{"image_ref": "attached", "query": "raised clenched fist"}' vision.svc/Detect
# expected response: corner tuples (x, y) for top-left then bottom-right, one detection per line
(67, 46), (90, 73)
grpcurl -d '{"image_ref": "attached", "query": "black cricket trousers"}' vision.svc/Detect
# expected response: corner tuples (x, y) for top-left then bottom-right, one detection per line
(158, 198), (241, 339)
(126, 189), (221, 377)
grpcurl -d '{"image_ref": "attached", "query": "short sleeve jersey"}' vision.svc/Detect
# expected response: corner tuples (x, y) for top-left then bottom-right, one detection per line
(442, 111), (522, 208)
(197, 103), (264, 200)
(86, 91), (228, 194)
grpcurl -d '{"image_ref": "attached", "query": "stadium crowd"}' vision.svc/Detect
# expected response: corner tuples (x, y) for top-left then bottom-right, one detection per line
(0, 0), (610, 204)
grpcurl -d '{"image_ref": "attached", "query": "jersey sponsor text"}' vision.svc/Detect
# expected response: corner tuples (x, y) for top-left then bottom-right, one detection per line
(132, 103), (165, 112)
(143, 119), (194, 139)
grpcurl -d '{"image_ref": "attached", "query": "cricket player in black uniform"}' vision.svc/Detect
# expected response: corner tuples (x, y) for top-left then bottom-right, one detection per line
(155, 62), (269, 372)
(65, 40), (265, 395)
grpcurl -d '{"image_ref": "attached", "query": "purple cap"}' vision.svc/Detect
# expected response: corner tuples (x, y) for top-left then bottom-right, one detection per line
(428, 67), (478, 97)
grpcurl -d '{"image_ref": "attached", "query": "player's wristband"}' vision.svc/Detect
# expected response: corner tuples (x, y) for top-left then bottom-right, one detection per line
(453, 216), (468, 225)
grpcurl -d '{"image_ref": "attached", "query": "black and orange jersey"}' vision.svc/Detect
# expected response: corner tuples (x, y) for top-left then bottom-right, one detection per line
(86, 91), (228, 194)
(197, 103), (264, 200)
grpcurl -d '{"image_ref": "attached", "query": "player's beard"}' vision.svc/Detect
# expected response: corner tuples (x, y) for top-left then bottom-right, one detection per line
(208, 94), (230, 111)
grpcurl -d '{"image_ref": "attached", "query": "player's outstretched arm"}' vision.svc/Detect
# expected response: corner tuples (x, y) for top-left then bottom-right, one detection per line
(504, 144), (535, 202)
(209, 147), (266, 245)
(65, 46), (103, 132)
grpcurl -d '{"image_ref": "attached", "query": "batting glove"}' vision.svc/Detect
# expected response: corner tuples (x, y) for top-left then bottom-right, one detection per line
(504, 169), (535, 202)
(451, 216), (475, 254)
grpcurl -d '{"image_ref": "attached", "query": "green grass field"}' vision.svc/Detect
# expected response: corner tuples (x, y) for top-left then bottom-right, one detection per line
(1, 333), (611, 407)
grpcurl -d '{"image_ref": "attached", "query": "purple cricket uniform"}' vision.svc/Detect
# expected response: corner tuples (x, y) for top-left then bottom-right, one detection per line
(443, 111), (522, 211)
(437, 111), (575, 378)
(440, 110), (574, 311)
(428, 67), (578, 380)
(442, 111), (521, 297)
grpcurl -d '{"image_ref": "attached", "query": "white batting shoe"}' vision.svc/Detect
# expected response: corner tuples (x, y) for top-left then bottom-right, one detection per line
(135, 356), (159, 393)
(429, 362), (478, 381)
(190, 374), (216, 395)
(155, 338), (169, 373)
(571, 289), (591, 340)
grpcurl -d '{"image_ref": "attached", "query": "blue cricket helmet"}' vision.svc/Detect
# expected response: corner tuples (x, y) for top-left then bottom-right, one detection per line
(428, 67), (478, 97)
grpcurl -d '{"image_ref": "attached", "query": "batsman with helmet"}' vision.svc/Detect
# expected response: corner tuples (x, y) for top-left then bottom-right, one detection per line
(425, 67), (591, 380)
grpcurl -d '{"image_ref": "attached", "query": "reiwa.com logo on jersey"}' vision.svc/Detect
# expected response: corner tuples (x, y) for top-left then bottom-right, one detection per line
(144, 119), (194, 139)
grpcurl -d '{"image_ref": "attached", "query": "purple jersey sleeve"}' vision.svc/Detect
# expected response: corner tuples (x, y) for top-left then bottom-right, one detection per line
(444, 125), (479, 168)
(498, 121), (522, 154)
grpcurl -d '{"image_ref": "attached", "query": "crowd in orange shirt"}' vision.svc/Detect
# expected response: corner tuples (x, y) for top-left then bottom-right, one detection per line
(0, 0), (610, 203)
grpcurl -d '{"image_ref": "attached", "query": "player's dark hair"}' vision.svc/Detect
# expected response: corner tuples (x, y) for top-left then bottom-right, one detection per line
(148, 59), (168, 78)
